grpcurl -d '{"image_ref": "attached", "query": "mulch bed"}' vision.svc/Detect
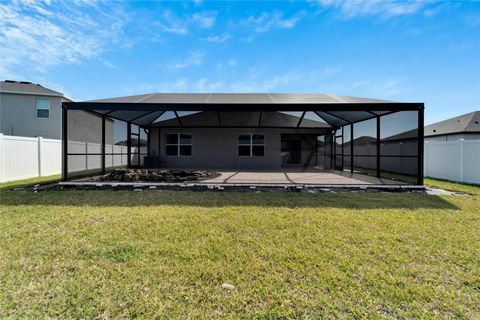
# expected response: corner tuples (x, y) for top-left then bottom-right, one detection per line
(97, 169), (220, 183)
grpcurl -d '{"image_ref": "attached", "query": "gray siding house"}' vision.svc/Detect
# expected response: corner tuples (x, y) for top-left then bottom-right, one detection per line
(425, 111), (480, 142)
(0, 80), (73, 139)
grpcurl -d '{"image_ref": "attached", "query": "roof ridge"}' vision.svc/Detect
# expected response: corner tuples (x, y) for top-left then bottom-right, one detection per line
(429, 111), (475, 126)
(322, 93), (345, 103)
(204, 93), (212, 103)
(266, 93), (276, 103)
(135, 93), (156, 103)
(465, 110), (479, 127)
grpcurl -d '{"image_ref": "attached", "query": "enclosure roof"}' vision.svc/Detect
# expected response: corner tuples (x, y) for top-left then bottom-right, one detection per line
(86, 93), (394, 104)
(64, 92), (423, 128)
(425, 111), (480, 137)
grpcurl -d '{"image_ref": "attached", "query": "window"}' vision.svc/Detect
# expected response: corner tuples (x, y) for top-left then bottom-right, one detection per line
(166, 133), (192, 156)
(36, 99), (50, 118)
(238, 133), (264, 157)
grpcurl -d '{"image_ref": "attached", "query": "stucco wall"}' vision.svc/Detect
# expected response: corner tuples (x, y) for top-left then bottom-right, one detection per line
(0, 93), (63, 139)
(149, 127), (327, 169)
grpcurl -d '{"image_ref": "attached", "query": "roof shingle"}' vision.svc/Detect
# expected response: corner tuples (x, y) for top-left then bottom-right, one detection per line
(425, 111), (480, 136)
(0, 80), (63, 97)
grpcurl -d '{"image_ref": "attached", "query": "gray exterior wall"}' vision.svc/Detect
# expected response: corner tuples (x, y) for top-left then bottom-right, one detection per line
(149, 127), (327, 169)
(0, 92), (64, 139)
(425, 133), (480, 142)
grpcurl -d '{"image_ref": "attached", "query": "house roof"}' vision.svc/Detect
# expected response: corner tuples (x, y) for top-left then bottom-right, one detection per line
(0, 80), (72, 100)
(425, 111), (480, 137)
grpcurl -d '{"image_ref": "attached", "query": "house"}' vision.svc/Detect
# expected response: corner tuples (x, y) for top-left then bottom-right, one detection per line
(425, 111), (480, 142)
(62, 93), (425, 185)
(0, 80), (73, 139)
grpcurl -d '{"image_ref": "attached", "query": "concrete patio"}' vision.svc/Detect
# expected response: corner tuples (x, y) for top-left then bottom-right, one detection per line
(201, 169), (403, 185)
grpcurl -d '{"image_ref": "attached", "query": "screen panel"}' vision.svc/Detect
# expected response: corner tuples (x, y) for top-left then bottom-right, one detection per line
(380, 111), (418, 156)
(353, 118), (377, 156)
(106, 117), (128, 172)
(352, 118), (377, 176)
(379, 111), (419, 183)
(66, 110), (103, 178)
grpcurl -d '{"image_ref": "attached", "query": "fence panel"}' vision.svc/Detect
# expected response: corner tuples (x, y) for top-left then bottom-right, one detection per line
(0, 134), (40, 182)
(0, 134), (130, 182)
(41, 138), (62, 176)
(425, 140), (480, 185)
(2, 133), (479, 184)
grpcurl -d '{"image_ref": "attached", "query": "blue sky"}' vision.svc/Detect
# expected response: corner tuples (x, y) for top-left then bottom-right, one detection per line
(1, 0), (479, 124)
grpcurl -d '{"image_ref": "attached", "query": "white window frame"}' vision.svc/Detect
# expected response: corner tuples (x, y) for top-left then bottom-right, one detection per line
(165, 133), (192, 157)
(238, 133), (265, 157)
(36, 99), (50, 119)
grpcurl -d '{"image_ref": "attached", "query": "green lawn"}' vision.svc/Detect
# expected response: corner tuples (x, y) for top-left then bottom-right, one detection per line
(0, 177), (479, 318)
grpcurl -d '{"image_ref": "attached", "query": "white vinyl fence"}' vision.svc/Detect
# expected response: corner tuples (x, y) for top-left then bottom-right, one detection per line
(425, 140), (480, 185)
(1, 133), (480, 184)
(0, 133), (61, 182)
(0, 134), (130, 183)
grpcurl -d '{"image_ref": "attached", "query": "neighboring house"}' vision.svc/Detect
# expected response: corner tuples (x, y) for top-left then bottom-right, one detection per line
(0, 80), (73, 139)
(425, 111), (480, 141)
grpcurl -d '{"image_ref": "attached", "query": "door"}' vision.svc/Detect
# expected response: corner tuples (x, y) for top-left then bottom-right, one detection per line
(281, 139), (301, 165)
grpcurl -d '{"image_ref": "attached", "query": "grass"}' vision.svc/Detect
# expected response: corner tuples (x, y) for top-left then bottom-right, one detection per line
(0, 176), (479, 318)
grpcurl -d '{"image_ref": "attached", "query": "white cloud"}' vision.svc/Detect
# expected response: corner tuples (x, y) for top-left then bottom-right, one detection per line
(230, 71), (302, 92)
(154, 10), (217, 35)
(193, 78), (223, 92)
(126, 77), (223, 94)
(0, 1), (127, 77)
(230, 67), (340, 92)
(315, 0), (433, 19)
(216, 58), (238, 69)
(203, 33), (231, 43)
(99, 58), (116, 69)
(192, 11), (217, 28)
(168, 51), (206, 69)
(157, 78), (190, 92)
(154, 11), (189, 35)
(241, 36), (254, 43)
(241, 11), (303, 33)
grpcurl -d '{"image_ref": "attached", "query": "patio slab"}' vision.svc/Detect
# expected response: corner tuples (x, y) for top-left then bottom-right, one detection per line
(201, 169), (404, 185)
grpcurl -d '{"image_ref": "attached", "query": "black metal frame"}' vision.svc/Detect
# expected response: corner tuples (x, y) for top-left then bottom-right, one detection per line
(62, 106), (67, 181)
(61, 101), (424, 184)
(101, 114), (106, 175)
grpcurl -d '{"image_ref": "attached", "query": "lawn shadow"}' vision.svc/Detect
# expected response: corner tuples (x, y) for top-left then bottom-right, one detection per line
(1, 188), (459, 210)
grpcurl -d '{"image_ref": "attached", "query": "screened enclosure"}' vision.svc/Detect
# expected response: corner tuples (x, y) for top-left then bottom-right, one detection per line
(62, 93), (424, 184)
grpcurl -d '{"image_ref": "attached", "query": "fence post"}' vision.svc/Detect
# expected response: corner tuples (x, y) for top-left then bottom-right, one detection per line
(38, 136), (43, 177)
(424, 141), (428, 177)
(85, 141), (88, 171)
(0, 133), (4, 182)
(459, 139), (464, 183)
